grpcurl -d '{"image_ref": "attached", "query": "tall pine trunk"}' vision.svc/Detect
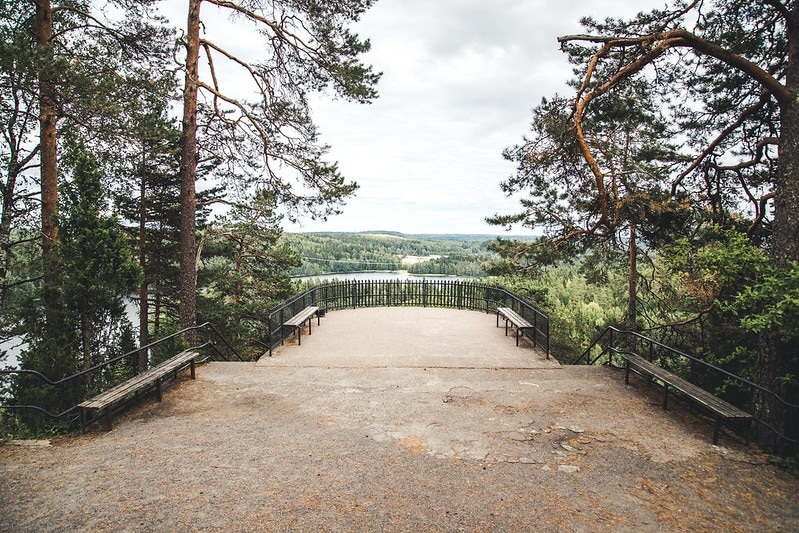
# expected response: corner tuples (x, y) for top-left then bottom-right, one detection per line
(178, 0), (201, 346)
(754, 2), (799, 449)
(138, 165), (149, 371)
(35, 0), (60, 315)
(626, 223), (637, 331)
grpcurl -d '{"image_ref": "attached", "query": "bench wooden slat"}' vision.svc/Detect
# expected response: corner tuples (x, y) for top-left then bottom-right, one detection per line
(284, 306), (319, 327)
(78, 350), (200, 431)
(622, 353), (751, 444)
(496, 307), (534, 346)
(282, 306), (321, 346)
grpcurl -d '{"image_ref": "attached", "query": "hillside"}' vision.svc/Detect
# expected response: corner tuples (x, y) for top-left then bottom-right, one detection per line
(281, 231), (528, 277)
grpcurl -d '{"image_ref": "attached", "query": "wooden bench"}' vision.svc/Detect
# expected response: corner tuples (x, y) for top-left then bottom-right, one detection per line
(282, 306), (321, 346)
(78, 349), (200, 432)
(622, 353), (752, 445)
(496, 307), (534, 346)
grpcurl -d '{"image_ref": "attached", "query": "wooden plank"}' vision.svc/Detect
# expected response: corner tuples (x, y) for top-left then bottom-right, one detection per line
(622, 353), (750, 421)
(281, 306), (321, 346)
(283, 306), (319, 327)
(497, 307), (534, 346)
(78, 350), (200, 411)
(497, 307), (533, 328)
(621, 352), (751, 444)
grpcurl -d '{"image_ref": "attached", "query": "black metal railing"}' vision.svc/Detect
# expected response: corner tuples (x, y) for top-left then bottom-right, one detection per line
(0, 322), (243, 427)
(266, 279), (549, 358)
(577, 326), (799, 451)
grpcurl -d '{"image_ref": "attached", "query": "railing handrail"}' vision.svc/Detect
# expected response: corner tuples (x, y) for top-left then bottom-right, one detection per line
(584, 326), (799, 410)
(579, 325), (799, 448)
(0, 322), (242, 422)
(265, 279), (550, 358)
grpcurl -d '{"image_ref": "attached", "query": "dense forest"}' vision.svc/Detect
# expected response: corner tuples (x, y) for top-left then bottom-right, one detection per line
(1, 0), (797, 455)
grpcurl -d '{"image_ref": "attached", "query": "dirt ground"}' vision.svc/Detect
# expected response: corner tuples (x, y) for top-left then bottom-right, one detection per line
(1, 308), (797, 531)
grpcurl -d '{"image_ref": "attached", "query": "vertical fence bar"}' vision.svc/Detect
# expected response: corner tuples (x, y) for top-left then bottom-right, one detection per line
(266, 280), (550, 358)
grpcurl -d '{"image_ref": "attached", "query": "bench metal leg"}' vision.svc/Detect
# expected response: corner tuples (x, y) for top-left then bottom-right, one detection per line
(713, 417), (721, 445)
(515, 328), (521, 346)
(104, 407), (113, 431)
(190, 359), (196, 379)
(624, 361), (631, 384)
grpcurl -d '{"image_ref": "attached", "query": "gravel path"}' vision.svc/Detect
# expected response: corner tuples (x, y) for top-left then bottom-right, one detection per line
(2, 308), (797, 531)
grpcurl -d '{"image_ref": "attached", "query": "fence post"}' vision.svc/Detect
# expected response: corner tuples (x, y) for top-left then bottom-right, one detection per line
(545, 316), (550, 359)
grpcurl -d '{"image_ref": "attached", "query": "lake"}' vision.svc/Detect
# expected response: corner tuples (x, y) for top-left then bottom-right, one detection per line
(294, 271), (485, 283)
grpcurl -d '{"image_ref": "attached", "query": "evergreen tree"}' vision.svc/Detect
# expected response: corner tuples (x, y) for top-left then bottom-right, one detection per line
(177, 0), (381, 341)
(494, 0), (798, 448)
(14, 147), (141, 429)
(488, 82), (687, 330)
(199, 192), (300, 357)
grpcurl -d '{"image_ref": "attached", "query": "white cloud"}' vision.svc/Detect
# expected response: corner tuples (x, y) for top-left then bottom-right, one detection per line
(160, 0), (661, 234)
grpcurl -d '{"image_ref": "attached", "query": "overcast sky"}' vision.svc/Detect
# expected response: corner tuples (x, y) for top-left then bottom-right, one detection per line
(166, 0), (659, 235)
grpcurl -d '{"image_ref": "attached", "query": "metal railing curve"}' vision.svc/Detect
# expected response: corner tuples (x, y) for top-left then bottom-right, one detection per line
(266, 278), (549, 359)
(0, 322), (243, 428)
(577, 326), (799, 452)
(265, 279), (550, 358)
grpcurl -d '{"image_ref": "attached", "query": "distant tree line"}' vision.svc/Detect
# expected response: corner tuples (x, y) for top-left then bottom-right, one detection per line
(283, 232), (494, 277)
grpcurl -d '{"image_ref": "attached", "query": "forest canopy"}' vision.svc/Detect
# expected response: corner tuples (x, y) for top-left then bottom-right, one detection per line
(488, 0), (799, 450)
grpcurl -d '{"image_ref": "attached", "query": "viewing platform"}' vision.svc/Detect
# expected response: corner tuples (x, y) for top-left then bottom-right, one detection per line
(2, 307), (796, 531)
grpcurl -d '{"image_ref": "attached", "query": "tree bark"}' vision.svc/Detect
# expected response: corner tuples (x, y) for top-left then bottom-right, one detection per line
(753, 2), (799, 448)
(34, 0), (64, 337)
(178, 0), (202, 346)
(774, 8), (799, 268)
(626, 223), (637, 331)
(0, 162), (18, 312)
(138, 162), (149, 371)
(35, 0), (60, 311)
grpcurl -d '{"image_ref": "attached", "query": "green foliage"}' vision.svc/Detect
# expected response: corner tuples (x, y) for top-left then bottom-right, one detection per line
(650, 228), (799, 396)
(498, 264), (624, 363)
(406, 254), (487, 277)
(490, 0), (799, 453)
(198, 193), (301, 358)
(60, 149), (142, 320)
(731, 262), (799, 342)
(11, 148), (141, 432)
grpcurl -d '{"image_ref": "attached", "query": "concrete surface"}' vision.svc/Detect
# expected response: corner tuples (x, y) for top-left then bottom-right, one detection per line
(1, 307), (797, 531)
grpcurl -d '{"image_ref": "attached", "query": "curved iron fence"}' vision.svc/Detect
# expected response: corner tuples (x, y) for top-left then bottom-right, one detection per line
(266, 279), (550, 358)
(0, 322), (243, 428)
